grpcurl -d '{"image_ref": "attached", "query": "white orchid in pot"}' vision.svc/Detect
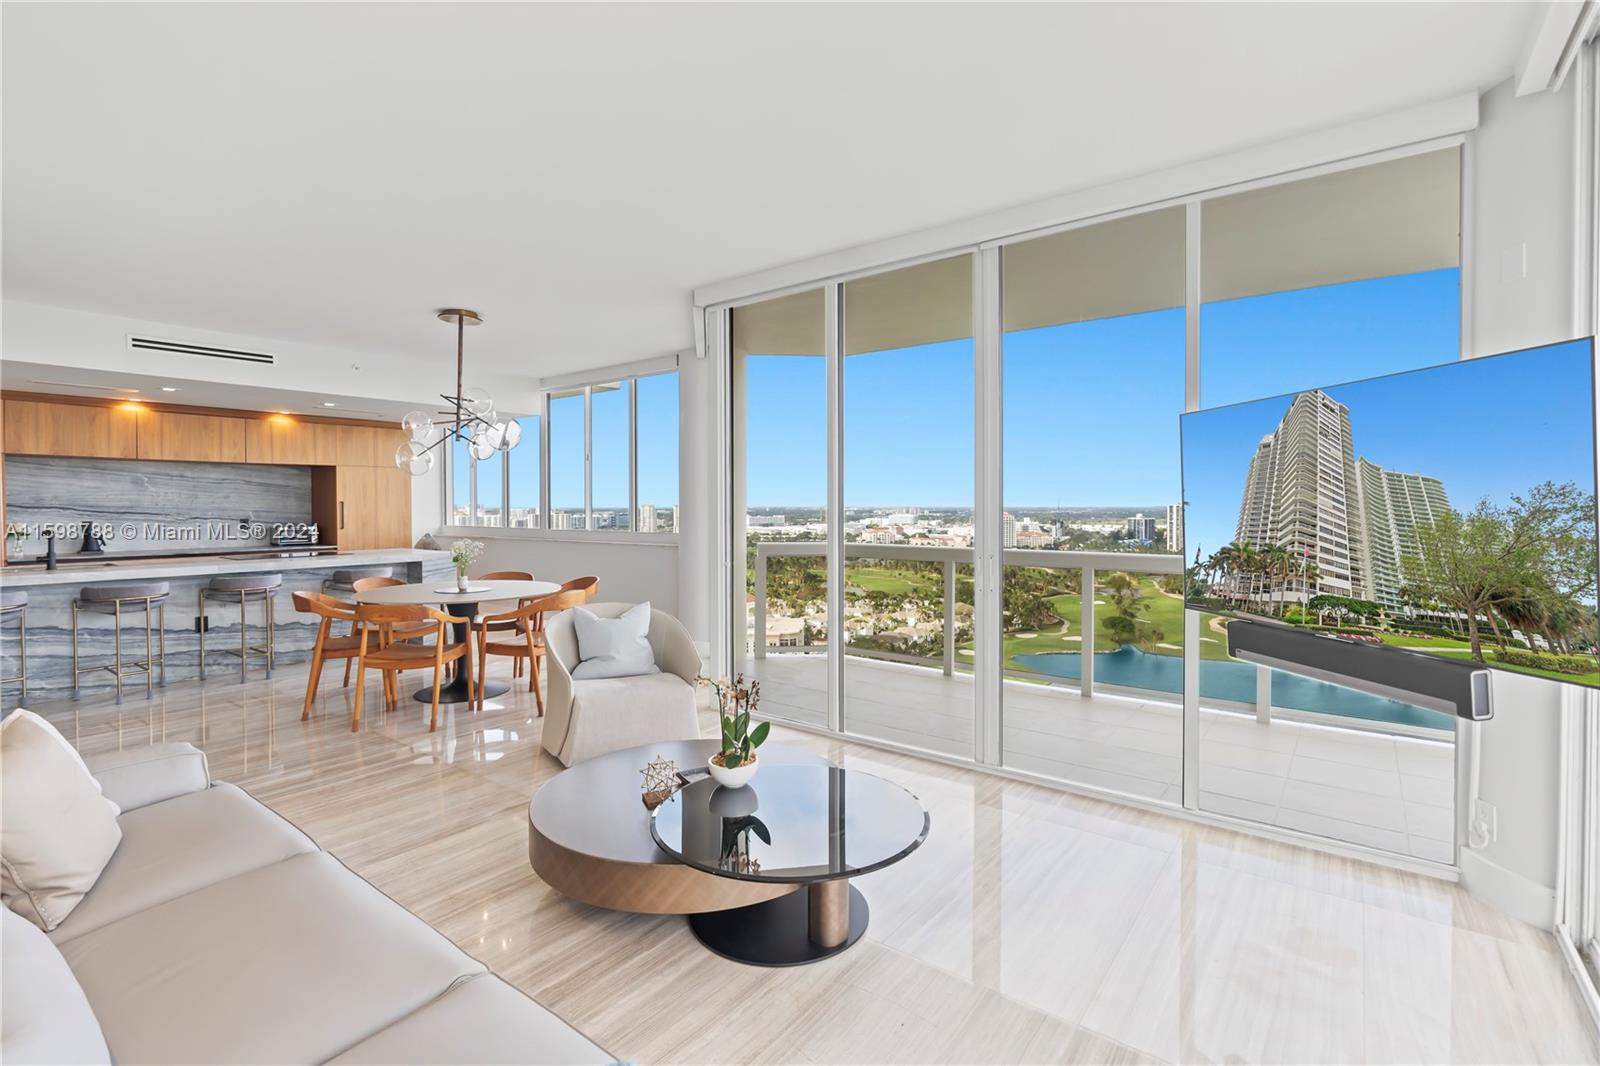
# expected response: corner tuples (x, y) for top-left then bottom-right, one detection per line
(449, 539), (484, 592)
(697, 674), (769, 788)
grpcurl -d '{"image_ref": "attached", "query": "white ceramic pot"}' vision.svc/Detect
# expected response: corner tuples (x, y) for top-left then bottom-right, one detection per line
(708, 753), (758, 789)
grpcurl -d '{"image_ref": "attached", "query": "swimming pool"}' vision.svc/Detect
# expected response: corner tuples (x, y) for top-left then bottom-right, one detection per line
(1012, 645), (1452, 732)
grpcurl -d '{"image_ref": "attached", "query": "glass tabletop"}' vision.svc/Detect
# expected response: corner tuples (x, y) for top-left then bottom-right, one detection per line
(649, 766), (929, 884)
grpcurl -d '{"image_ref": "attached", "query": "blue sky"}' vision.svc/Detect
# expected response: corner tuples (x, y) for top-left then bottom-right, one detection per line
(745, 268), (1467, 510)
(1181, 337), (1597, 563)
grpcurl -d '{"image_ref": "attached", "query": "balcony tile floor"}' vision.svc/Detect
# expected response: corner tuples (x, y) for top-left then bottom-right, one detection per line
(746, 654), (1456, 864)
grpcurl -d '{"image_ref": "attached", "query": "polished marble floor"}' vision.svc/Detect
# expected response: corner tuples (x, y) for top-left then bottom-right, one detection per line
(747, 654), (1456, 864)
(29, 659), (1593, 1065)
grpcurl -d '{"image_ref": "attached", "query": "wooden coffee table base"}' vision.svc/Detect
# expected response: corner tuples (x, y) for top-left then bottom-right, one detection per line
(528, 820), (797, 914)
(686, 881), (869, 967)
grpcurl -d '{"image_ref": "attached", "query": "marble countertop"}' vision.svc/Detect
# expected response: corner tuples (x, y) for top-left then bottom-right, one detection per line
(0, 547), (448, 588)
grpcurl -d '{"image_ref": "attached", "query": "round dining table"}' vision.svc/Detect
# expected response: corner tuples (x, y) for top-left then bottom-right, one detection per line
(353, 579), (560, 705)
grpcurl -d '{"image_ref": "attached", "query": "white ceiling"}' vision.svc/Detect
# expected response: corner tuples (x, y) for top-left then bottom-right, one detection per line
(2, 2), (1537, 384)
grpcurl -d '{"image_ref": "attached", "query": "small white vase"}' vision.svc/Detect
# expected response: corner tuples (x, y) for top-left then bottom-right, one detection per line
(708, 753), (758, 789)
(456, 571), (469, 592)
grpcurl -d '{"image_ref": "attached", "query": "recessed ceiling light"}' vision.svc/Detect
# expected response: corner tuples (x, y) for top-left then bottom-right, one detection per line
(161, 386), (179, 392)
(322, 402), (337, 408)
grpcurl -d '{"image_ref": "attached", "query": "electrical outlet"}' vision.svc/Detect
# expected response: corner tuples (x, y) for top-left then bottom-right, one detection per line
(193, 615), (210, 634)
(1473, 799), (1498, 844)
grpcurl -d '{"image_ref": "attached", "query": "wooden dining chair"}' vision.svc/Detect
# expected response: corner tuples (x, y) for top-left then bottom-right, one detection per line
(351, 603), (471, 733)
(345, 576), (433, 685)
(472, 588), (587, 714)
(476, 571), (534, 678)
(560, 575), (599, 602)
(291, 591), (365, 720)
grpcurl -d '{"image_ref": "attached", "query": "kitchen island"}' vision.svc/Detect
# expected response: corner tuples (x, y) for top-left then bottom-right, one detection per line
(0, 548), (452, 695)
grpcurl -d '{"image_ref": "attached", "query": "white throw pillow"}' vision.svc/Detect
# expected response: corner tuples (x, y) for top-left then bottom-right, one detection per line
(0, 709), (123, 932)
(571, 602), (661, 680)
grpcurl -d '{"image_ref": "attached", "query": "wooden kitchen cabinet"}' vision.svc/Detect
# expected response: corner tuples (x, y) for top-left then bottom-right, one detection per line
(336, 424), (406, 468)
(313, 465), (412, 550)
(374, 467), (413, 548)
(138, 410), (247, 462)
(2, 398), (139, 459)
(244, 417), (337, 465)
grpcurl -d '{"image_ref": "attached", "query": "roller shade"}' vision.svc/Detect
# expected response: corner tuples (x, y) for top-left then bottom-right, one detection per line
(729, 146), (1459, 356)
(731, 287), (824, 359)
(1201, 147), (1460, 303)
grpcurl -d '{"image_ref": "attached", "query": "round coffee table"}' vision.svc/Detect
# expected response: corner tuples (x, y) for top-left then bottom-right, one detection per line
(354, 578), (557, 705)
(526, 739), (829, 914)
(650, 765), (929, 966)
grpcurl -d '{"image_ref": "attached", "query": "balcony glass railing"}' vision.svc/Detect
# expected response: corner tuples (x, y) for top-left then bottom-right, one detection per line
(752, 542), (1451, 736)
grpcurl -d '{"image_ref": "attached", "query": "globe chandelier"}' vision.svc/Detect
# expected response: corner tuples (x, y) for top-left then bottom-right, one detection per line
(394, 308), (522, 476)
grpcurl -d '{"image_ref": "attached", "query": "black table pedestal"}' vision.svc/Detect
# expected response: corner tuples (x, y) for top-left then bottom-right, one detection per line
(686, 882), (868, 967)
(409, 599), (510, 705)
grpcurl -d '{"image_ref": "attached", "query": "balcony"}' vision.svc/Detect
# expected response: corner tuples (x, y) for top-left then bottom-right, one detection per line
(744, 541), (1456, 863)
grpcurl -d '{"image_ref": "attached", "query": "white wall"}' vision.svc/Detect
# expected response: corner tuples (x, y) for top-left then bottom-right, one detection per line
(675, 348), (718, 645)
(1459, 71), (1587, 926)
(433, 531), (679, 616)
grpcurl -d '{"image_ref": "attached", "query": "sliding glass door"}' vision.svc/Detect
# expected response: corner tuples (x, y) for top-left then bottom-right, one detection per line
(841, 255), (976, 758)
(731, 289), (830, 728)
(1193, 148), (1462, 861)
(721, 146), (1465, 865)
(998, 209), (1187, 800)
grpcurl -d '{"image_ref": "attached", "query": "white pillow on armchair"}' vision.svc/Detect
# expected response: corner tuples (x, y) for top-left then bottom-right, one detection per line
(571, 601), (661, 680)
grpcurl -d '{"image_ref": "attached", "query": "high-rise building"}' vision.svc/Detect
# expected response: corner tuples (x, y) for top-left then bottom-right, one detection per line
(550, 511), (579, 531)
(1164, 503), (1184, 553)
(1355, 458), (1450, 607)
(1001, 512), (1017, 549)
(1126, 513), (1157, 543)
(671, 505), (680, 533)
(1232, 390), (1365, 600)
(639, 503), (657, 532)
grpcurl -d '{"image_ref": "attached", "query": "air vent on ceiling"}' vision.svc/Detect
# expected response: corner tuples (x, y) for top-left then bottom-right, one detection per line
(127, 335), (275, 365)
(26, 379), (141, 393)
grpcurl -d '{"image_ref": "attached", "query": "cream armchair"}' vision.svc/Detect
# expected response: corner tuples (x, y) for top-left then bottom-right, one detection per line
(541, 602), (703, 766)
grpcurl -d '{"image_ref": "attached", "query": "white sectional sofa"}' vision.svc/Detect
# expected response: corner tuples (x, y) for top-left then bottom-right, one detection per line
(2, 742), (612, 1065)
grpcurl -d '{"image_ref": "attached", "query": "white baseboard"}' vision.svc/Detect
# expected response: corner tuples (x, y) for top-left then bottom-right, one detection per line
(1459, 847), (1557, 929)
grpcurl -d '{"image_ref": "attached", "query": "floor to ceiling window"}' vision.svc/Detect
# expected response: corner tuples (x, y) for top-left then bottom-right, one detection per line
(999, 208), (1186, 800)
(732, 288), (829, 727)
(1193, 147), (1462, 861)
(842, 254), (975, 758)
(720, 144), (1466, 865)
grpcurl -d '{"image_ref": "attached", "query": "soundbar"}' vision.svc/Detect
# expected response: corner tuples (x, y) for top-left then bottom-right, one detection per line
(1226, 619), (1493, 722)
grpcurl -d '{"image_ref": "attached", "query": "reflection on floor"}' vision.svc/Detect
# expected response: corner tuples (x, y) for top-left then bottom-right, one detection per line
(32, 659), (1589, 1065)
(746, 654), (1455, 863)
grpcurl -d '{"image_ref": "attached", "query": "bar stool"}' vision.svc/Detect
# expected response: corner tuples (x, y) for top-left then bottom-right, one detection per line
(322, 566), (393, 596)
(71, 582), (168, 703)
(0, 590), (28, 704)
(199, 573), (282, 684)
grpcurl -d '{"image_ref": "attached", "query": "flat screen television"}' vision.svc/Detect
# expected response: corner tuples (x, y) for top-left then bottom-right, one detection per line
(1180, 337), (1598, 699)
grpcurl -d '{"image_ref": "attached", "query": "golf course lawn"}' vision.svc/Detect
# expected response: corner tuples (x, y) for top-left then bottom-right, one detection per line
(966, 574), (1231, 671)
(845, 565), (1600, 688)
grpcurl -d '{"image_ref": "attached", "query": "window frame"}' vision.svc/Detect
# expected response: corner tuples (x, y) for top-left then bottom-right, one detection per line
(712, 136), (1469, 877)
(442, 366), (679, 541)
